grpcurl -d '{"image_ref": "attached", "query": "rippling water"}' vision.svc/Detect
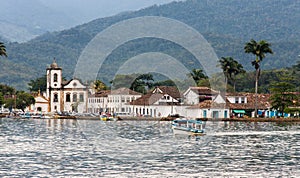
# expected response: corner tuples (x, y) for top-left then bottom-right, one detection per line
(1, 118), (300, 177)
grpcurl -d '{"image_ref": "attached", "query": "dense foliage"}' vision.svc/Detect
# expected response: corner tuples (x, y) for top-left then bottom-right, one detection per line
(0, 84), (34, 112)
(1, 0), (299, 90)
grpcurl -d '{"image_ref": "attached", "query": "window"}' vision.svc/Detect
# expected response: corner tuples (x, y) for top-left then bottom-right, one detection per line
(79, 93), (84, 102)
(66, 93), (71, 102)
(53, 73), (58, 82)
(224, 110), (228, 118)
(53, 93), (58, 102)
(73, 93), (77, 102)
(235, 97), (239, 103)
(241, 97), (245, 103)
(203, 110), (207, 118)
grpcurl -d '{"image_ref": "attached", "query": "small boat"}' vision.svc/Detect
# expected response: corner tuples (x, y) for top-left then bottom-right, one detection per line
(171, 119), (205, 136)
(20, 113), (32, 119)
(100, 115), (118, 121)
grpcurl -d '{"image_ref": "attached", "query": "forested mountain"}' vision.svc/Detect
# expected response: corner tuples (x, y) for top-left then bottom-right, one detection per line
(2, 0), (300, 90)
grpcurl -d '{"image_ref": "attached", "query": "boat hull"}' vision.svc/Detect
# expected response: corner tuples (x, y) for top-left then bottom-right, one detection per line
(171, 119), (205, 136)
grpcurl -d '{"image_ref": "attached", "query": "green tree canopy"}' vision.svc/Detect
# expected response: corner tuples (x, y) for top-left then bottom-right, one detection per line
(92, 80), (108, 92)
(0, 92), (4, 106)
(28, 75), (47, 92)
(187, 69), (208, 87)
(0, 84), (15, 95)
(111, 73), (154, 94)
(270, 74), (297, 116)
(218, 57), (245, 92)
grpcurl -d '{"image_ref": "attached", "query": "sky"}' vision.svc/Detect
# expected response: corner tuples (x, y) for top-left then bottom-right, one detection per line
(0, 0), (177, 42)
(38, 0), (177, 24)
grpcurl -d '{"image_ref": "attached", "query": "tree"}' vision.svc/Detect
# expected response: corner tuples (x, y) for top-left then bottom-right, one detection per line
(218, 57), (245, 92)
(28, 75), (47, 92)
(111, 73), (154, 94)
(0, 92), (4, 106)
(16, 92), (35, 112)
(270, 74), (297, 117)
(244, 39), (273, 117)
(130, 74), (154, 94)
(4, 91), (35, 112)
(0, 42), (7, 57)
(92, 80), (108, 92)
(0, 84), (15, 95)
(188, 69), (208, 86)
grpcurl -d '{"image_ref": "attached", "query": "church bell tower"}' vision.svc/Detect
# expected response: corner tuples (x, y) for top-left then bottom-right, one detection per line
(46, 59), (62, 112)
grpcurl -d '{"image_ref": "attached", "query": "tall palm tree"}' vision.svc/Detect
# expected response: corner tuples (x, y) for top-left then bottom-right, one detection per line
(244, 39), (273, 117)
(218, 57), (245, 92)
(0, 42), (7, 57)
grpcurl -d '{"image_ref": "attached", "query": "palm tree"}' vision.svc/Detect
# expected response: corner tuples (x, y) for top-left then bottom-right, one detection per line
(0, 42), (7, 57)
(188, 69), (208, 86)
(244, 39), (273, 117)
(231, 60), (245, 92)
(218, 57), (245, 92)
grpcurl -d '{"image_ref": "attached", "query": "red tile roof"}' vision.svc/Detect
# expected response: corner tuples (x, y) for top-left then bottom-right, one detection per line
(189, 87), (219, 95)
(130, 86), (181, 106)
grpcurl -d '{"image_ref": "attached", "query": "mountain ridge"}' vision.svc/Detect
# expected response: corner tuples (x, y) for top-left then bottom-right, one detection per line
(2, 0), (300, 90)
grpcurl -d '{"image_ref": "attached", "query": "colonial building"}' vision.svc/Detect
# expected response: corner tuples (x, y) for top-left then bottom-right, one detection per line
(29, 90), (49, 113)
(87, 88), (142, 115)
(183, 87), (219, 105)
(128, 86), (184, 117)
(227, 93), (271, 117)
(46, 60), (88, 113)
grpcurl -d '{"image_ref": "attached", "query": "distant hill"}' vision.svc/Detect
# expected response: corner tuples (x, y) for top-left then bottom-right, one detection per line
(2, 0), (300, 90)
(0, 0), (77, 42)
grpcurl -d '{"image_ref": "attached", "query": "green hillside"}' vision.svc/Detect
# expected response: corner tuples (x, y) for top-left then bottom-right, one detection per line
(2, 0), (300, 90)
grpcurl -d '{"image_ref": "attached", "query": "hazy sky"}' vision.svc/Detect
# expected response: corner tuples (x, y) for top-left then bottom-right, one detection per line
(0, 0), (178, 41)
(39, 0), (176, 24)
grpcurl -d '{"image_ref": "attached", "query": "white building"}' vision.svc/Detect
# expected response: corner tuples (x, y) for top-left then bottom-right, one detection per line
(87, 88), (142, 115)
(45, 60), (88, 113)
(29, 91), (49, 113)
(183, 87), (229, 119)
(128, 86), (183, 117)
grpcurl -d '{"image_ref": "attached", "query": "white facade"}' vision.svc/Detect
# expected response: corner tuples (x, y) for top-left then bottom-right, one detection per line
(88, 93), (108, 114)
(46, 60), (88, 113)
(227, 95), (247, 104)
(30, 93), (49, 113)
(87, 88), (142, 115)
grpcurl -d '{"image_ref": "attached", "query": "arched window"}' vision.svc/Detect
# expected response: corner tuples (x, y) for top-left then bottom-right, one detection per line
(73, 93), (77, 102)
(53, 93), (58, 102)
(79, 93), (84, 102)
(66, 93), (71, 102)
(53, 73), (58, 82)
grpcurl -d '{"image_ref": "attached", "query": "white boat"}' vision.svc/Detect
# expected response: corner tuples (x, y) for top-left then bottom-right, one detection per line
(171, 119), (205, 136)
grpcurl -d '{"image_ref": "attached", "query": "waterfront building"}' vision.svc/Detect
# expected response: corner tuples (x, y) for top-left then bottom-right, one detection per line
(128, 86), (184, 117)
(183, 87), (229, 119)
(46, 60), (88, 113)
(30, 90), (49, 113)
(227, 93), (271, 117)
(87, 88), (142, 115)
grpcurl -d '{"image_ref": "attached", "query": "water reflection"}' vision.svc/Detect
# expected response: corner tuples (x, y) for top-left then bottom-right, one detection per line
(0, 118), (300, 177)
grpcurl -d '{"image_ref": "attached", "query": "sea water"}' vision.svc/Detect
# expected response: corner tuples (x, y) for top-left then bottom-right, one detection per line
(0, 118), (299, 177)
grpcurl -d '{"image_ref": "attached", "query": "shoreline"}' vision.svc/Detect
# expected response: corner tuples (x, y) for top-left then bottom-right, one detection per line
(2, 114), (300, 122)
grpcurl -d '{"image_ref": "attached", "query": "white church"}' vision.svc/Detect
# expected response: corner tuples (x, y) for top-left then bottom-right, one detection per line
(31, 60), (88, 113)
